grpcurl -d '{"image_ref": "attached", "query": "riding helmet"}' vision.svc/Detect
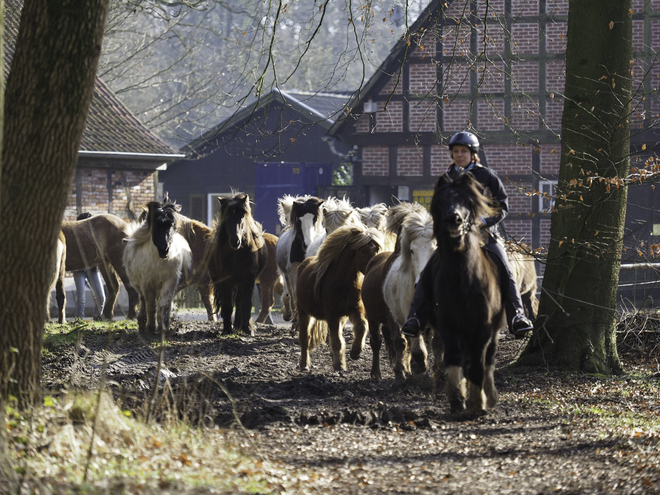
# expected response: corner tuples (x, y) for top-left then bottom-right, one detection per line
(448, 131), (480, 154)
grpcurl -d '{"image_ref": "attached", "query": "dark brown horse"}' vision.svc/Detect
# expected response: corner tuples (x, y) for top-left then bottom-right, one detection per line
(208, 193), (268, 336)
(430, 168), (504, 416)
(61, 213), (139, 320)
(297, 225), (383, 372)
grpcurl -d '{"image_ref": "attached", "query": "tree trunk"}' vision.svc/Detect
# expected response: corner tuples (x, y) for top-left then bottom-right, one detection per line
(517, 0), (632, 374)
(0, 0), (109, 407)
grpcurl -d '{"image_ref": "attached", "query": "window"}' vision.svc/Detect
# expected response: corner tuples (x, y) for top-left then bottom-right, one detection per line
(538, 180), (557, 213)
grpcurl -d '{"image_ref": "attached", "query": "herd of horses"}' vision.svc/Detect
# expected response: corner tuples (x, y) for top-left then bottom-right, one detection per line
(49, 168), (538, 416)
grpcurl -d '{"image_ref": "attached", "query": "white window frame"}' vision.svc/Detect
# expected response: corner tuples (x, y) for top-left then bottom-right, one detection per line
(207, 192), (234, 225)
(538, 180), (557, 213)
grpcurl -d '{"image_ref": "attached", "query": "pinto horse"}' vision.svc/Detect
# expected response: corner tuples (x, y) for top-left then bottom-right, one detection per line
(62, 213), (140, 320)
(208, 193), (268, 336)
(297, 225), (383, 372)
(124, 200), (192, 334)
(362, 202), (432, 380)
(430, 168), (504, 415)
(275, 195), (324, 322)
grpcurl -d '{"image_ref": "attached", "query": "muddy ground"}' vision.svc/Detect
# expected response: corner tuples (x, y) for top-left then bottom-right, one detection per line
(42, 311), (660, 494)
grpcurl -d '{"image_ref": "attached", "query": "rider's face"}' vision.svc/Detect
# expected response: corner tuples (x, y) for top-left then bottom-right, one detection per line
(451, 145), (473, 168)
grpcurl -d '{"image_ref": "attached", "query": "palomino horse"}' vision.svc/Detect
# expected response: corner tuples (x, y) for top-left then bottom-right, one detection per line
(124, 199), (192, 334)
(305, 196), (362, 258)
(358, 203), (396, 251)
(275, 195), (324, 322)
(62, 213), (140, 320)
(362, 202), (431, 380)
(297, 225), (383, 372)
(208, 193), (268, 336)
(47, 231), (67, 323)
(430, 168), (504, 416)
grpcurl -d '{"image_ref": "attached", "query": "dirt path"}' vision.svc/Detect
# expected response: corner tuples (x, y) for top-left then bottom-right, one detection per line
(42, 314), (660, 494)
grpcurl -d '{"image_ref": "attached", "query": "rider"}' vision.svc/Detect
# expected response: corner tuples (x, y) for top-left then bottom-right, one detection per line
(401, 131), (534, 339)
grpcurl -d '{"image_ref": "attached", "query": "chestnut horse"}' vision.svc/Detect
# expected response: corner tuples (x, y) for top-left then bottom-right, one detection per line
(430, 168), (504, 416)
(61, 213), (139, 320)
(208, 193), (268, 336)
(297, 225), (383, 372)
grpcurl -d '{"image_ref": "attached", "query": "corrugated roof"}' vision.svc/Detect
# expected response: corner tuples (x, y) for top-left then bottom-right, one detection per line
(5, 0), (179, 158)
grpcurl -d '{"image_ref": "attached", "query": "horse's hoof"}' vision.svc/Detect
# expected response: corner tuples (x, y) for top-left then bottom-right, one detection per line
(370, 372), (381, 381)
(394, 370), (406, 382)
(450, 399), (466, 414)
(349, 350), (362, 360)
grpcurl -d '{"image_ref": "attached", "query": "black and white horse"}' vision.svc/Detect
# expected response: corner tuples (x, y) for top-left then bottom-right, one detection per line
(124, 199), (192, 334)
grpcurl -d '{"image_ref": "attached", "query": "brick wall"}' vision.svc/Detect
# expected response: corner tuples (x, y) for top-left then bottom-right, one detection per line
(545, 22), (567, 54)
(409, 99), (437, 132)
(546, 60), (565, 94)
(544, 97), (563, 130)
(64, 168), (156, 221)
(502, 218), (533, 244)
(362, 146), (389, 176)
(487, 145), (532, 175)
(511, 23), (539, 55)
(511, 0), (539, 16)
(476, 60), (505, 93)
(375, 101), (403, 132)
(431, 145), (449, 176)
(442, 99), (471, 130)
(511, 97), (540, 130)
(397, 146), (424, 176)
(410, 64), (438, 95)
(442, 62), (471, 95)
(539, 146), (561, 175)
(379, 77), (403, 96)
(547, 0), (568, 15)
(510, 61), (538, 93)
(477, 100), (506, 131)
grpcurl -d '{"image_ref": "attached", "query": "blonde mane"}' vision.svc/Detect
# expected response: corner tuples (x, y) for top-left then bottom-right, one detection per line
(385, 201), (427, 235)
(322, 196), (361, 233)
(311, 225), (384, 299)
(358, 203), (388, 231)
(399, 209), (434, 271)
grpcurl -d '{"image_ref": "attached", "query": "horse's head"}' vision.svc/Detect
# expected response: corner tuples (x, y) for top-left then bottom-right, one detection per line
(352, 227), (384, 274)
(323, 196), (361, 234)
(400, 209), (436, 283)
(218, 193), (255, 250)
(145, 200), (181, 259)
(358, 203), (388, 231)
(291, 197), (324, 248)
(431, 169), (498, 250)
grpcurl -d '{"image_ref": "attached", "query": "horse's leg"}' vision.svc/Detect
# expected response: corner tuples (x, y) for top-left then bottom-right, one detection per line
(144, 287), (158, 334)
(237, 281), (256, 336)
(159, 282), (177, 335)
(483, 331), (500, 409)
(409, 333), (428, 375)
(387, 315), (409, 380)
(219, 283), (235, 335)
(99, 264), (119, 321)
(348, 310), (368, 361)
(464, 337), (490, 415)
(280, 274), (293, 322)
(298, 311), (312, 371)
(431, 327), (445, 397)
(197, 280), (216, 322)
(327, 317), (346, 371)
(367, 318), (382, 380)
(256, 281), (275, 324)
(55, 274), (66, 324)
(442, 331), (466, 413)
(136, 293), (147, 333)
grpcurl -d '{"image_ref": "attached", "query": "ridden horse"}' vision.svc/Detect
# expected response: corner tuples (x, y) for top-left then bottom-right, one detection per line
(275, 195), (324, 322)
(47, 231), (67, 323)
(208, 193), (268, 336)
(305, 196), (362, 258)
(124, 200), (192, 334)
(62, 213), (140, 320)
(362, 202), (431, 380)
(430, 168), (504, 415)
(297, 225), (383, 372)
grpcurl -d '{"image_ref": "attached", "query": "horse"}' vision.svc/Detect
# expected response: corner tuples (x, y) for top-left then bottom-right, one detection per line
(305, 196), (362, 258)
(506, 240), (539, 320)
(255, 232), (281, 324)
(429, 168), (504, 416)
(47, 231), (67, 324)
(297, 225), (383, 372)
(275, 195), (324, 322)
(208, 192), (268, 336)
(358, 203), (396, 251)
(361, 202), (432, 380)
(124, 199), (192, 334)
(61, 213), (140, 320)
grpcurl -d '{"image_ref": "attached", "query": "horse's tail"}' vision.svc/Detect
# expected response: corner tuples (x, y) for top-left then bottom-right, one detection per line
(308, 319), (328, 351)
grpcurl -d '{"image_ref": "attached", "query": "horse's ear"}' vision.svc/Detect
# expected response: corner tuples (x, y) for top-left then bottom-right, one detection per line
(173, 203), (182, 212)
(218, 197), (230, 210)
(162, 191), (170, 204)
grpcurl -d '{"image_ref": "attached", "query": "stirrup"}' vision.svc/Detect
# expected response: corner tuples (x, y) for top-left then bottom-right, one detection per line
(510, 314), (533, 339)
(401, 317), (421, 338)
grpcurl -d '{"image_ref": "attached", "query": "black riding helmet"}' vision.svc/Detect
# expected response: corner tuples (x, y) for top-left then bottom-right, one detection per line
(448, 131), (480, 154)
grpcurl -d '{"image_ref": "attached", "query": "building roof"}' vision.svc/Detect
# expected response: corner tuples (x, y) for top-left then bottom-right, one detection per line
(5, 0), (182, 160)
(181, 88), (350, 157)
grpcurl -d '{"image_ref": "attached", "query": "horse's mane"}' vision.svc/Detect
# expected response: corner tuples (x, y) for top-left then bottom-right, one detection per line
(126, 200), (182, 246)
(399, 209), (434, 269)
(278, 194), (314, 227)
(385, 202), (426, 235)
(311, 225), (384, 298)
(323, 196), (361, 233)
(358, 203), (388, 231)
(432, 169), (500, 239)
(219, 192), (265, 251)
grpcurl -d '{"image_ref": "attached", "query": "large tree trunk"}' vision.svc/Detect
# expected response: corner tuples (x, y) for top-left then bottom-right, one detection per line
(0, 0), (109, 408)
(517, 0), (631, 374)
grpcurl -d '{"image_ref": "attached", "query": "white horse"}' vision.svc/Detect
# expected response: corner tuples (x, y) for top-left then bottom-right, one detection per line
(383, 206), (436, 376)
(124, 200), (192, 334)
(275, 195), (325, 322)
(305, 196), (363, 258)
